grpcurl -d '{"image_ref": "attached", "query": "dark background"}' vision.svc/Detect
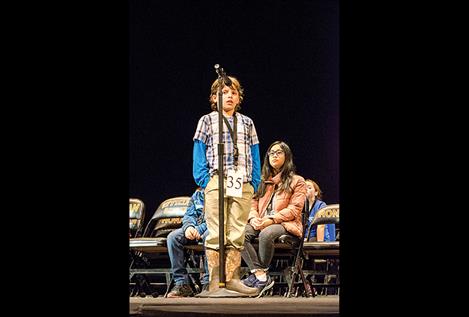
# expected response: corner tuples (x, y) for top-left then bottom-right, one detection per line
(129, 0), (339, 222)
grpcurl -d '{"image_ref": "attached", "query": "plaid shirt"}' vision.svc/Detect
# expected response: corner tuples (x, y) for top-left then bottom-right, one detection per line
(193, 111), (259, 182)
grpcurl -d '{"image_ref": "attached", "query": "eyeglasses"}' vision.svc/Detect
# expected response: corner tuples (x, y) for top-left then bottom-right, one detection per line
(268, 149), (284, 157)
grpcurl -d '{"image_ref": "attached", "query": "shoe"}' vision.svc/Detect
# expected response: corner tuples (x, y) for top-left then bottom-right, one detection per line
(201, 283), (209, 292)
(253, 275), (274, 298)
(166, 284), (194, 298)
(242, 274), (258, 287)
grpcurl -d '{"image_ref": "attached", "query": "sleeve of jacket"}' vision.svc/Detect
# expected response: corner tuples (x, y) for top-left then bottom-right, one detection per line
(182, 191), (201, 233)
(272, 176), (307, 224)
(195, 222), (207, 236)
(250, 144), (261, 192)
(193, 140), (210, 188)
(193, 190), (207, 235)
(248, 195), (261, 221)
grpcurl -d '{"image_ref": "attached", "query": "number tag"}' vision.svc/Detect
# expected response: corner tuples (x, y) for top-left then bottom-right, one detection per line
(226, 169), (243, 198)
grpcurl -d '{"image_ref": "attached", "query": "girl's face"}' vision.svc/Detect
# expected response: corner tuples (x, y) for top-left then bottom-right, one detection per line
(268, 144), (285, 171)
(306, 181), (318, 200)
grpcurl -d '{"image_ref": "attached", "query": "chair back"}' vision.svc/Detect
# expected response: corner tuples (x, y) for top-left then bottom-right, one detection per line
(129, 198), (145, 238)
(306, 204), (340, 241)
(142, 196), (191, 238)
(310, 204), (339, 226)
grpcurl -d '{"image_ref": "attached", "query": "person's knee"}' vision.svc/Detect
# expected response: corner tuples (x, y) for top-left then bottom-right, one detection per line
(244, 224), (256, 238)
(166, 231), (177, 246)
(258, 229), (276, 243)
(167, 229), (184, 246)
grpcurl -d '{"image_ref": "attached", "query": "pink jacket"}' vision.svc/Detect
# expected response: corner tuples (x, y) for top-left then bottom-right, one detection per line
(248, 172), (306, 238)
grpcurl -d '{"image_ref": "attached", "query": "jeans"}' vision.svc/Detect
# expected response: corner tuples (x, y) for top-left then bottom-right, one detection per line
(166, 227), (209, 285)
(241, 223), (287, 271)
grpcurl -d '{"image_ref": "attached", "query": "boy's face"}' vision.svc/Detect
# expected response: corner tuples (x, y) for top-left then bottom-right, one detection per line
(211, 85), (239, 115)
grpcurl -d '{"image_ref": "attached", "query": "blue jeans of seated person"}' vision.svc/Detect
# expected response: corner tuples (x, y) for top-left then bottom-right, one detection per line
(167, 227), (209, 286)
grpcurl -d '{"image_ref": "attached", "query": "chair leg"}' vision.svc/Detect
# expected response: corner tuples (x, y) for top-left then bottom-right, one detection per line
(164, 276), (174, 298)
(298, 264), (313, 297)
(286, 266), (297, 297)
(282, 267), (293, 296)
(186, 250), (201, 293)
(135, 274), (151, 297)
(287, 255), (306, 297)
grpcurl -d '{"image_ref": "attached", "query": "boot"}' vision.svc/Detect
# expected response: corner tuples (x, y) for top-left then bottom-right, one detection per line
(206, 249), (220, 292)
(225, 248), (259, 296)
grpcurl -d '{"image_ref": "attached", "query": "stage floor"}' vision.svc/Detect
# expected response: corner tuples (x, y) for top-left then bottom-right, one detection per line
(130, 295), (339, 316)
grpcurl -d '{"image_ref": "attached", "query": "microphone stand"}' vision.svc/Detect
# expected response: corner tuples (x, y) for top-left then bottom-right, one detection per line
(216, 66), (226, 289)
(197, 65), (250, 298)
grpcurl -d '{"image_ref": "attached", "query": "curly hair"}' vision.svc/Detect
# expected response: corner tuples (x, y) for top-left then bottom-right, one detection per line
(208, 76), (244, 112)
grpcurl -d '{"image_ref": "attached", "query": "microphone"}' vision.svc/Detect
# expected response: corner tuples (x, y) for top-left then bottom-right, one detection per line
(214, 64), (232, 86)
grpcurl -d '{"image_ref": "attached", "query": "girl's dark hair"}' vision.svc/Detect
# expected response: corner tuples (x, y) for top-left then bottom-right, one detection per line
(255, 141), (296, 198)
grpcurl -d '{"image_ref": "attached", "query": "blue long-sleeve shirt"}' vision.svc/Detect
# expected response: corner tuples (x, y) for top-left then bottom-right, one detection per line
(193, 140), (261, 192)
(193, 140), (210, 188)
(250, 144), (261, 192)
(181, 188), (207, 236)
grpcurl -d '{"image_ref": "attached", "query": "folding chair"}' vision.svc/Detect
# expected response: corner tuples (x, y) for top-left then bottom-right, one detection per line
(129, 196), (202, 297)
(304, 204), (340, 295)
(281, 199), (315, 297)
(129, 198), (145, 238)
(129, 198), (151, 297)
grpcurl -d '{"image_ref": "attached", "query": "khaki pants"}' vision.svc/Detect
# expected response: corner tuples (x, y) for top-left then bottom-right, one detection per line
(204, 175), (254, 250)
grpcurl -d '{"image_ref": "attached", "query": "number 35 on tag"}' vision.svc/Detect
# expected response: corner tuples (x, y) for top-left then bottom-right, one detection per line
(226, 169), (243, 198)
